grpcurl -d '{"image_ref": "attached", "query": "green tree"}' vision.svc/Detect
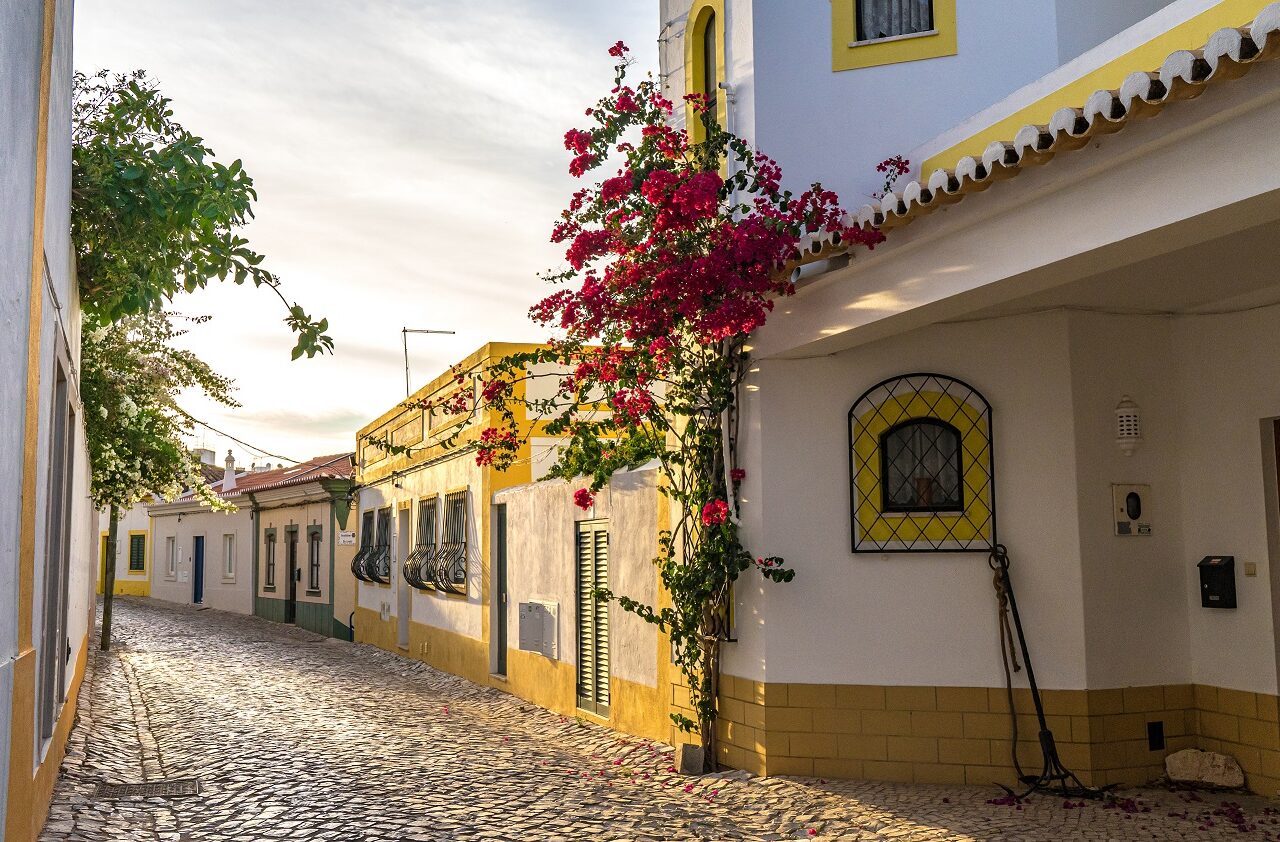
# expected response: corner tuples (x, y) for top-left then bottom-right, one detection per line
(72, 69), (332, 359)
(83, 313), (236, 649)
(73, 70), (331, 647)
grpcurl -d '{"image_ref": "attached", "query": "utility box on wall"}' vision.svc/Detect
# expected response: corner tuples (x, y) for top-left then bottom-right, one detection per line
(1198, 556), (1237, 609)
(1113, 484), (1152, 536)
(518, 600), (559, 659)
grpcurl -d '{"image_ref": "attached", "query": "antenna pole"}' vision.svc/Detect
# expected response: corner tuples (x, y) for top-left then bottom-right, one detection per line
(402, 327), (456, 397)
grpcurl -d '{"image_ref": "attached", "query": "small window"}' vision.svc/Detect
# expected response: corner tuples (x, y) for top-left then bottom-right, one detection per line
(308, 528), (322, 592)
(128, 534), (146, 572)
(223, 534), (235, 580)
(857, 0), (934, 43)
(265, 530), (277, 588)
(701, 11), (718, 113)
(166, 536), (176, 577)
(879, 419), (963, 512)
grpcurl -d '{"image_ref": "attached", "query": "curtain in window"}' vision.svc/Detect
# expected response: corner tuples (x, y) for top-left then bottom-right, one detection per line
(858, 0), (933, 41)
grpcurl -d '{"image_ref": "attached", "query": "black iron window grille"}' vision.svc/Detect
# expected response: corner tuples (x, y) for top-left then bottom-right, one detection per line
(350, 510), (376, 582)
(430, 491), (468, 595)
(849, 373), (994, 553)
(368, 507), (392, 584)
(404, 497), (438, 591)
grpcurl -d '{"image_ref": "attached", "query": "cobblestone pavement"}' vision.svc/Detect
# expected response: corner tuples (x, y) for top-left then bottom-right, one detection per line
(40, 598), (1280, 841)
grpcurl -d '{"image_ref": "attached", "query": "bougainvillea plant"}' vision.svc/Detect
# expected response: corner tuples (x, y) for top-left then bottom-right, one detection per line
(374, 42), (882, 767)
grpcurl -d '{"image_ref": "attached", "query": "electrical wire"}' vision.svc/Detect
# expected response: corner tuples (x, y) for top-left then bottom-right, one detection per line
(179, 412), (300, 464)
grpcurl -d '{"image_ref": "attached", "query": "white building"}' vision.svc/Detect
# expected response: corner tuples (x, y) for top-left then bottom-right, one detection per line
(653, 0), (1280, 793)
(1, 0), (96, 838)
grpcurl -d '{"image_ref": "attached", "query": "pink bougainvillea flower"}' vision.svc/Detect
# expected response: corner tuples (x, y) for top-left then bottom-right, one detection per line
(730, 468), (746, 483)
(573, 488), (595, 510)
(701, 499), (729, 526)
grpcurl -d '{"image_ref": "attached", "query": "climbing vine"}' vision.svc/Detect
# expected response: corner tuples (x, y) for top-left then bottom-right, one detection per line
(377, 43), (882, 766)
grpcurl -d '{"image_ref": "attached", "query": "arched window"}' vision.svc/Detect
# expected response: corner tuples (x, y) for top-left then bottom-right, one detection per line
(701, 11), (718, 114)
(685, 1), (724, 143)
(879, 419), (962, 512)
(849, 373), (993, 553)
(857, 0), (934, 42)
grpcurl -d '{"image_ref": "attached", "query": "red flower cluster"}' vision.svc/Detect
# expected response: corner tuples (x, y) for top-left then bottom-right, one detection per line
(475, 426), (517, 466)
(611, 388), (655, 421)
(701, 499), (729, 526)
(573, 488), (595, 510)
(730, 468), (746, 483)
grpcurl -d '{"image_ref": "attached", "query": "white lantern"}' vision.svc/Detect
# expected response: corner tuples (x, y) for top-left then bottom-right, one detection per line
(1115, 395), (1142, 456)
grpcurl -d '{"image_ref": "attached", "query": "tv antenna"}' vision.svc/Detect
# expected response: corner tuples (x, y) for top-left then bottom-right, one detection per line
(403, 327), (456, 397)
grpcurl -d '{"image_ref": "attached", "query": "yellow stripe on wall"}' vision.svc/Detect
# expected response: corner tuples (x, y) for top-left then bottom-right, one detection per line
(921, 0), (1272, 175)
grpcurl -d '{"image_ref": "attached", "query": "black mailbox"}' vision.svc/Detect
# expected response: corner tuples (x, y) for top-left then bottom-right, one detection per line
(1198, 556), (1236, 609)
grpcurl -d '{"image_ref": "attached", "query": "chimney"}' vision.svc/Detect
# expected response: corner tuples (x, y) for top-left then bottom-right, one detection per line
(223, 450), (236, 491)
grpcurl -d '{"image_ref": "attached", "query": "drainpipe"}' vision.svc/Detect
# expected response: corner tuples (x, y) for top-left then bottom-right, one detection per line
(248, 492), (260, 618)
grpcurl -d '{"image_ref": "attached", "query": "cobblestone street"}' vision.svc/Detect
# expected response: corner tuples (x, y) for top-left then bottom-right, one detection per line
(39, 598), (1280, 841)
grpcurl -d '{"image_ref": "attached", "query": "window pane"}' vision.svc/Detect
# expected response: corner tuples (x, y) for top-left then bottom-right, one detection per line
(881, 420), (962, 511)
(129, 535), (146, 571)
(702, 12), (718, 112)
(858, 0), (933, 41)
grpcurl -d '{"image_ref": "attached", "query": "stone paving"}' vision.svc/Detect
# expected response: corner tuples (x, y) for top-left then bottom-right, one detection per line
(39, 597), (1280, 841)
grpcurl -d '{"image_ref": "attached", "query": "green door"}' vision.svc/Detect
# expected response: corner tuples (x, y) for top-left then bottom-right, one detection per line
(576, 520), (609, 716)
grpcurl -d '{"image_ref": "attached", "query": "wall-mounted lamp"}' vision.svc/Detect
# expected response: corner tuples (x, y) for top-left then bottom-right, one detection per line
(1115, 395), (1142, 457)
(177, 512), (184, 524)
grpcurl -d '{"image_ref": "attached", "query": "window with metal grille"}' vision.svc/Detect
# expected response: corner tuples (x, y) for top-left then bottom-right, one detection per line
(576, 521), (609, 717)
(128, 534), (146, 571)
(432, 491), (468, 594)
(264, 529), (277, 587)
(367, 507), (392, 584)
(307, 526), (321, 592)
(849, 373), (994, 553)
(351, 510), (376, 582)
(880, 419), (963, 512)
(404, 497), (438, 591)
(856, 0), (934, 42)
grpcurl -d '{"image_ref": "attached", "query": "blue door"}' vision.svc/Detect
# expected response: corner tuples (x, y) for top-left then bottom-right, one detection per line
(193, 536), (205, 604)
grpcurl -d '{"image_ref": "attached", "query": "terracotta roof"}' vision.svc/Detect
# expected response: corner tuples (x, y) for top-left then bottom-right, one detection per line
(175, 452), (354, 503)
(796, 3), (1280, 263)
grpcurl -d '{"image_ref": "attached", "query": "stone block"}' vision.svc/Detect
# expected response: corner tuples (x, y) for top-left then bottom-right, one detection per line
(1165, 748), (1245, 788)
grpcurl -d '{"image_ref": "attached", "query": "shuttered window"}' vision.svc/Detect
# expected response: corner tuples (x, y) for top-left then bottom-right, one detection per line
(128, 534), (146, 571)
(576, 521), (610, 717)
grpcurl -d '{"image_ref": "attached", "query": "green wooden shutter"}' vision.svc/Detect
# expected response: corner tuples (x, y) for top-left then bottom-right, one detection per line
(128, 535), (146, 571)
(576, 521), (609, 716)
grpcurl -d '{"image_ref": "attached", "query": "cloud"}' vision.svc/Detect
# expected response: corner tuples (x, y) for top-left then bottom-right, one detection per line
(74, 0), (655, 464)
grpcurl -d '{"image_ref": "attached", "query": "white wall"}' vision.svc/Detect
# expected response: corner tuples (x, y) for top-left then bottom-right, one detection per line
(0, 2), (46, 827)
(357, 451), (486, 640)
(1054, 0), (1181, 63)
(150, 507), (255, 615)
(1177, 307), (1280, 694)
(1068, 312), (1191, 688)
(496, 467), (660, 687)
(98, 503), (151, 586)
(733, 310), (1090, 688)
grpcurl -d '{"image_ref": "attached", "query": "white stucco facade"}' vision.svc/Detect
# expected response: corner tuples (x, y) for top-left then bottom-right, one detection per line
(149, 503), (255, 616)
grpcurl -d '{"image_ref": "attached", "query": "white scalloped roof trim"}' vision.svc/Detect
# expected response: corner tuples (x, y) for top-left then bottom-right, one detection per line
(796, 2), (1280, 266)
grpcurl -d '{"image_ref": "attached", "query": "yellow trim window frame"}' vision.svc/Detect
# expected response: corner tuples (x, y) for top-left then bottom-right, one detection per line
(831, 0), (957, 71)
(684, 0), (727, 143)
(849, 374), (994, 553)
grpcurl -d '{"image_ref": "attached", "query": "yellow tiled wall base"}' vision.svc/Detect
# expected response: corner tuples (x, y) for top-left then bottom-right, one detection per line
(354, 606), (490, 685)
(711, 678), (1280, 796)
(1192, 685), (1280, 796)
(355, 607), (673, 745)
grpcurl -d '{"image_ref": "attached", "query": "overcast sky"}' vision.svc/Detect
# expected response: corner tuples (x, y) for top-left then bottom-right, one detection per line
(74, 1), (656, 467)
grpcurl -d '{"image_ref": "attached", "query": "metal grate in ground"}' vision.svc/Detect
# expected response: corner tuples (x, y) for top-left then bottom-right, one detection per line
(94, 779), (201, 799)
